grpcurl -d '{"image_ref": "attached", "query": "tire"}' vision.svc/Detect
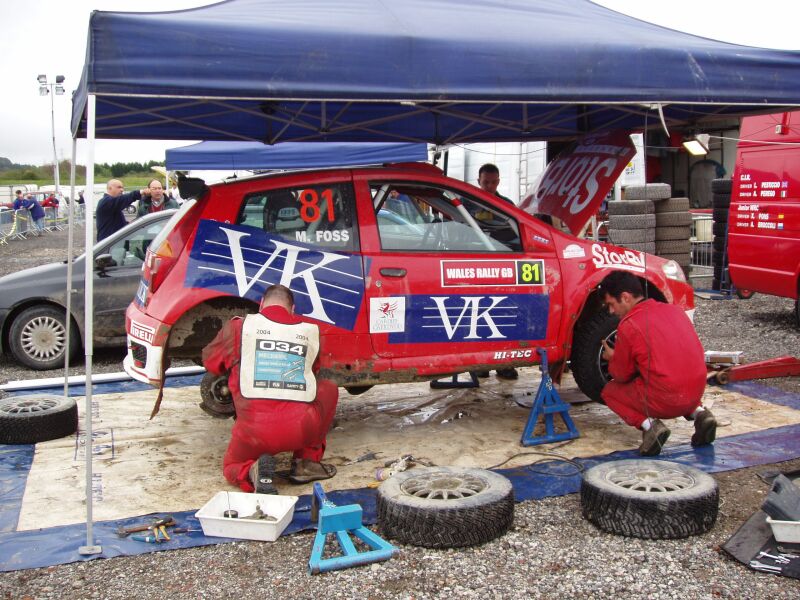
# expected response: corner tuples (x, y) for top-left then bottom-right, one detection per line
(712, 236), (727, 252)
(623, 183), (671, 200)
(581, 459), (719, 539)
(654, 197), (690, 213)
(735, 288), (755, 300)
(570, 310), (619, 402)
(617, 242), (655, 254)
(659, 253), (691, 269)
(608, 214), (656, 230)
(607, 200), (654, 216)
(655, 226), (691, 241)
(655, 240), (691, 255)
(9, 305), (80, 370)
(344, 385), (374, 395)
(711, 193), (731, 209)
(711, 178), (732, 194)
(712, 278), (721, 291)
(377, 467), (514, 548)
(0, 395), (78, 444)
(712, 208), (729, 223)
(655, 212), (692, 227)
(796, 300), (800, 328)
(199, 372), (235, 418)
(607, 228), (655, 244)
(711, 249), (727, 266)
(712, 222), (728, 237)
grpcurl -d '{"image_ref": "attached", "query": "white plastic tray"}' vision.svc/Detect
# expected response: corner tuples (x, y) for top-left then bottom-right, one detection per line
(766, 516), (800, 544)
(195, 491), (298, 542)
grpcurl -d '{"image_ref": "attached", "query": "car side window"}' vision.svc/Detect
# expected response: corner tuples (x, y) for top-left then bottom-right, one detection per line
(370, 182), (522, 252)
(238, 182), (358, 251)
(106, 220), (167, 267)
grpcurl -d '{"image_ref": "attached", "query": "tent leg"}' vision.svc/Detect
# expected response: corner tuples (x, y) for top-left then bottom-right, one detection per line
(79, 95), (101, 556)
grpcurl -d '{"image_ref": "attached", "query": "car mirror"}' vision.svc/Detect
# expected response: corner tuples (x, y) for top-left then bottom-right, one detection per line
(95, 254), (116, 270)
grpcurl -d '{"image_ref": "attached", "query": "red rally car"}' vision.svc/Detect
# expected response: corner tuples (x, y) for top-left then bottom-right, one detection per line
(124, 132), (694, 403)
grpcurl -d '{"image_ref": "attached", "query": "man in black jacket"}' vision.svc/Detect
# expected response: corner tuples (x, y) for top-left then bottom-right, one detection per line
(96, 179), (148, 242)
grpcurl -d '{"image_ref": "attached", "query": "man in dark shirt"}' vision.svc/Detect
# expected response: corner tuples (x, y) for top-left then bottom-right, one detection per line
(96, 179), (148, 242)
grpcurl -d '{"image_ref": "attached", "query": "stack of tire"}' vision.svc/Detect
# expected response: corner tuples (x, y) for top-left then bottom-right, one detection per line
(711, 178), (732, 291)
(654, 195), (692, 275)
(606, 190), (657, 255)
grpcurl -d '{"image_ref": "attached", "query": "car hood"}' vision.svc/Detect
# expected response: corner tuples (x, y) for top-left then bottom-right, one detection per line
(518, 130), (636, 235)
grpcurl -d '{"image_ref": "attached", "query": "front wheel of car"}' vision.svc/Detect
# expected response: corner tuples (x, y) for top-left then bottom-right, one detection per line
(9, 305), (80, 370)
(570, 310), (619, 403)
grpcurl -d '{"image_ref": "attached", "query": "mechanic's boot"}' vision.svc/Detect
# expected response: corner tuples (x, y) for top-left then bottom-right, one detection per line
(639, 420), (670, 456)
(289, 458), (337, 484)
(691, 409), (718, 447)
(495, 367), (518, 380)
(249, 454), (278, 494)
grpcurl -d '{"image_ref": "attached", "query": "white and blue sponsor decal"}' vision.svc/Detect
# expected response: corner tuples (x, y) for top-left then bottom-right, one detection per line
(387, 293), (549, 344)
(184, 220), (366, 330)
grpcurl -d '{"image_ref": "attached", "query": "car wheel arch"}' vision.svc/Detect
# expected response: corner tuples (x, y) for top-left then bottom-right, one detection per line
(165, 295), (258, 357)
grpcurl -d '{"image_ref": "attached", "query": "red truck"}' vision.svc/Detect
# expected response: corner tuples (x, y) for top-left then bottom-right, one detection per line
(728, 112), (800, 325)
(123, 132), (695, 402)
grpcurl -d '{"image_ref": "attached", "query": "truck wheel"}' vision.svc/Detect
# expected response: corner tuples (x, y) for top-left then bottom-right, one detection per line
(199, 372), (235, 418)
(0, 395), (78, 444)
(344, 385), (373, 395)
(377, 467), (514, 548)
(735, 288), (754, 300)
(9, 305), (80, 371)
(571, 311), (619, 403)
(581, 459), (719, 539)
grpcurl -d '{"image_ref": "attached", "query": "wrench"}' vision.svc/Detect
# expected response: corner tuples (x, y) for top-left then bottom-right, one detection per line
(749, 560), (782, 573)
(757, 551), (790, 564)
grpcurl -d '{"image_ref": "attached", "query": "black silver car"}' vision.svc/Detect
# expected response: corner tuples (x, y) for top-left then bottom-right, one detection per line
(0, 210), (174, 370)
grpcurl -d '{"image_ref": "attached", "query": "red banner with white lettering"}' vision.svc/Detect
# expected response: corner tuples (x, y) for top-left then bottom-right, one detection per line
(519, 130), (636, 235)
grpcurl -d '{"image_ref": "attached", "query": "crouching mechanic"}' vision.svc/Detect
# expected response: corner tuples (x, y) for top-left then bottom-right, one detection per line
(202, 284), (339, 493)
(598, 271), (717, 456)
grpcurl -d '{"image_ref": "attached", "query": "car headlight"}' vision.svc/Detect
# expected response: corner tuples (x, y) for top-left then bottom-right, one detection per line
(661, 259), (686, 282)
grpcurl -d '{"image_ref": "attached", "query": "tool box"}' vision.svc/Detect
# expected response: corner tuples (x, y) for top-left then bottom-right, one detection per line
(196, 491), (298, 542)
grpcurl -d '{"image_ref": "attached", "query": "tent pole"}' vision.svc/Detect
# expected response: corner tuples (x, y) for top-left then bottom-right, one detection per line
(79, 94), (101, 556)
(64, 138), (77, 399)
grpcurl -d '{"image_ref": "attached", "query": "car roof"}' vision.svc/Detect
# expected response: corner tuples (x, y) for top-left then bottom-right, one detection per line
(210, 162), (443, 187)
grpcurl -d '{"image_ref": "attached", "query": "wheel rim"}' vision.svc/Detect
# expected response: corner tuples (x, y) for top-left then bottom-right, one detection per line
(20, 315), (66, 361)
(1, 396), (60, 416)
(595, 330), (617, 383)
(603, 462), (696, 493)
(400, 471), (487, 500)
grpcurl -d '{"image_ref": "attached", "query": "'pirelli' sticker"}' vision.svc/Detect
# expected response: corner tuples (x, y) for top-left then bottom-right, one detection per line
(441, 259), (545, 287)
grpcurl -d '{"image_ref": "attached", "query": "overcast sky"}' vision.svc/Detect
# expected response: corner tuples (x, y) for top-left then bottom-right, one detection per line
(1, 0), (798, 166)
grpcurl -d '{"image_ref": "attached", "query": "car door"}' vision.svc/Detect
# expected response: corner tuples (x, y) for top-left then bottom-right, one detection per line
(359, 177), (557, 373)
(93, 217), (169, 339)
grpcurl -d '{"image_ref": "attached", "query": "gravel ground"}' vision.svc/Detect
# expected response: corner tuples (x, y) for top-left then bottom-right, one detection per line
(1, 226), (799, 598)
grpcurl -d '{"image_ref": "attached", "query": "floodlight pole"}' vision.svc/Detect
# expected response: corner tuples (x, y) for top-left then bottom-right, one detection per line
(38, 74), (65, 196)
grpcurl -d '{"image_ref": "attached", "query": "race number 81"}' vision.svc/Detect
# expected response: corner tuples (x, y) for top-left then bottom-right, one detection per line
(516, 260), (545, 285)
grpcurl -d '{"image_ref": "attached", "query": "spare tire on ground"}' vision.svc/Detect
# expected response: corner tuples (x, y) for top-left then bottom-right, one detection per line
(377, 466), (514, 548)
(581, 459), (719, 539)
(0, 394), (78, 444)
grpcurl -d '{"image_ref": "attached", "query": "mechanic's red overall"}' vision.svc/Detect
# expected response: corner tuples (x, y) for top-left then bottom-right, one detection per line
(601, 299), (707, 426)
(202, 305), (338, 492)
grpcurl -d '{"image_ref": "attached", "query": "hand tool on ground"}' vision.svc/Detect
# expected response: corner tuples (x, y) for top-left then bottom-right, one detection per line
(749, 560), (782, 573)
(308, 482), (397, 574)
(150, 523), (171, 541)
(757, 551), (790, 564)
(116, 517), (175, 538)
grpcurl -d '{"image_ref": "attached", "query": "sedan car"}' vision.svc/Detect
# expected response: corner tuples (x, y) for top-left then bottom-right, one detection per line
(0, 210), (174, 370)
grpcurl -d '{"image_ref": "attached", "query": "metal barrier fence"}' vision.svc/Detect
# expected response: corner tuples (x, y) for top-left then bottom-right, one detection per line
(689, 213), (713, 280)
(0, 203), (86, 245)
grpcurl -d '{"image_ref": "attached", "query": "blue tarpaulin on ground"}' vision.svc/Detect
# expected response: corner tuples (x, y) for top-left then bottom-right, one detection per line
(0, 379), (798, 572)
(165, 142), (428, 171)
(72, 0), (800, 144)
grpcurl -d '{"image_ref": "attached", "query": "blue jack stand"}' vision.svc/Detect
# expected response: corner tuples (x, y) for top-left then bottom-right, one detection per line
(308, 483), (398, 574)
(520, 348), (580, 446)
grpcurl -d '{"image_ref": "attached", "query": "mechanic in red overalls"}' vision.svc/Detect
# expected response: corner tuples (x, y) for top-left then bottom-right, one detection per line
(202, 284), (338, 493)
(598, 271), (716, 456)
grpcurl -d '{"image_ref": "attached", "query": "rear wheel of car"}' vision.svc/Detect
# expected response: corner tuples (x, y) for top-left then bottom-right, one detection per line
(571, 311), (619, 403)
(9, 305), (80, 370)
(344, 385), (373, 395)
(0, 394), (78, 444)
(735, 288), (755, 300)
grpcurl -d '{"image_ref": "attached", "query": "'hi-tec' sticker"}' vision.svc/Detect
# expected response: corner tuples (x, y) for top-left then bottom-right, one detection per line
(441, 259), (545, 287)
(591, 243), (646, 273)
(184, 220), (366, 330)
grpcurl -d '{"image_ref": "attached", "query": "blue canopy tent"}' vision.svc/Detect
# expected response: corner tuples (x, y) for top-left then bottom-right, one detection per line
(65, 0), (800, 555)
(165, 141), (429, 171)
(72, 0), (800, 145)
